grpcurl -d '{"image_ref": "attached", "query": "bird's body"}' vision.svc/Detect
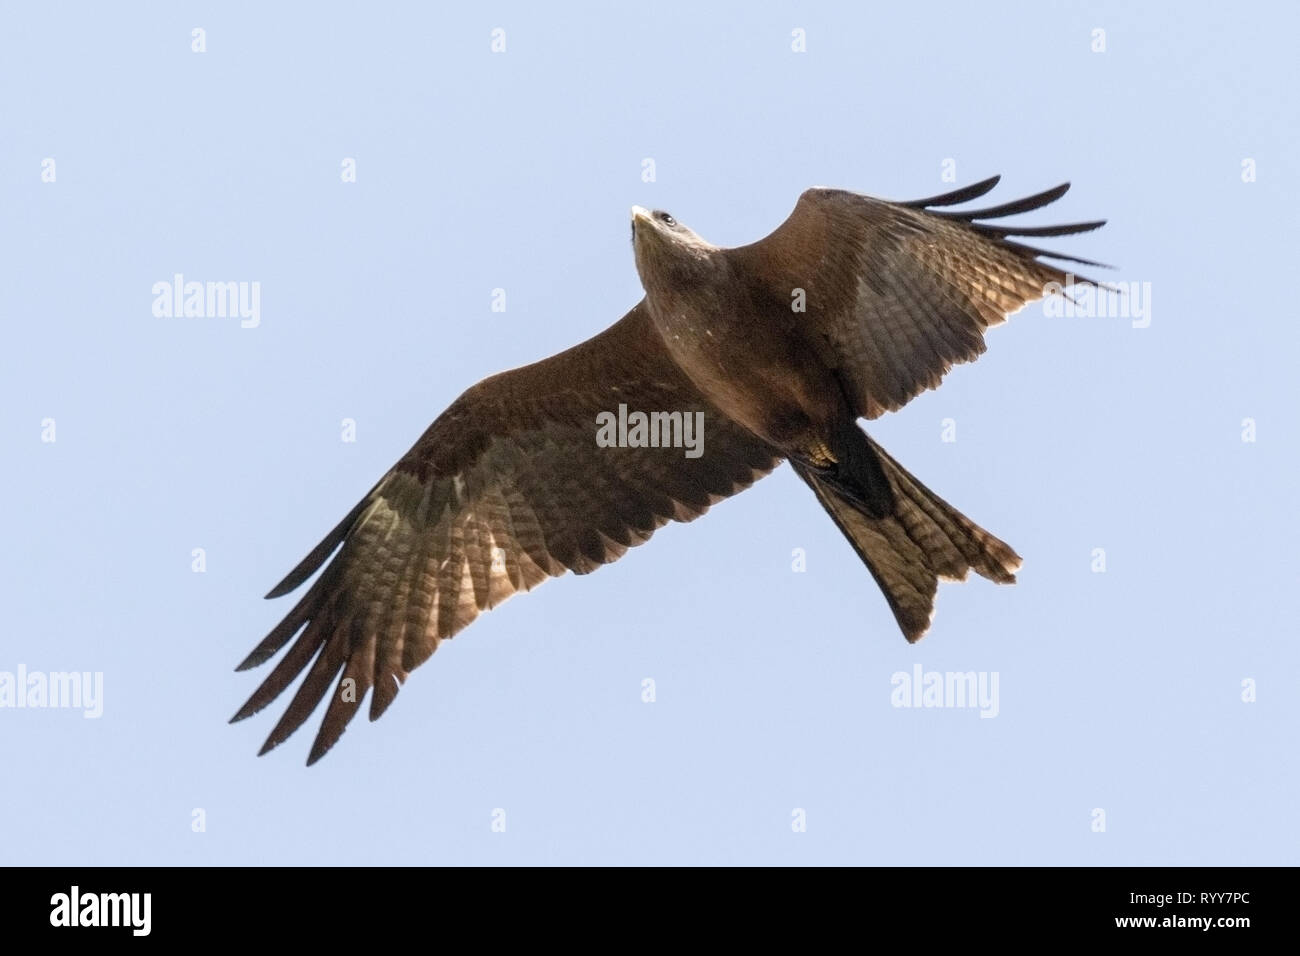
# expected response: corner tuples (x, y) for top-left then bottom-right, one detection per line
(643, 251), (838, 455)
(233, 176), (1106, 763)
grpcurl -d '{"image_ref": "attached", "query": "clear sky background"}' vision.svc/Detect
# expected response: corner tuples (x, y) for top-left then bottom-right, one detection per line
(2, 1), (1296, 865)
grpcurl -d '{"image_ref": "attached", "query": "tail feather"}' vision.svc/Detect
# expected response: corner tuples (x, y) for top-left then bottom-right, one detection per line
(796, 436), (1020, 642)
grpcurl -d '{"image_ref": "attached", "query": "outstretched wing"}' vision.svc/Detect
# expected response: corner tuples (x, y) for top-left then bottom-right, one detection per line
(232, 301), (780, 764)
(732, 175), (1107, 420)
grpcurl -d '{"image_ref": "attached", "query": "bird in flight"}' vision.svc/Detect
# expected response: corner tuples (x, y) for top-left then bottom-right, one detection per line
(232, 175), (1105, 764)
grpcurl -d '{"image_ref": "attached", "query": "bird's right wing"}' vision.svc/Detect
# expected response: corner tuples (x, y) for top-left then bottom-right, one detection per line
(232, 301), (780, 764)
(732, 176), (1107, 420)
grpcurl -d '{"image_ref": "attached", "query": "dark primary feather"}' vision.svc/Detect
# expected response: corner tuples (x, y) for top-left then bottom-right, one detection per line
(899, 174), (1002, 208)
(232, 302), (779, 764)
(261, 490), (375, 603)
(907, 181), (1112, 267)
(925, 181), (1073, 221)
(972, 220), (1106, 238)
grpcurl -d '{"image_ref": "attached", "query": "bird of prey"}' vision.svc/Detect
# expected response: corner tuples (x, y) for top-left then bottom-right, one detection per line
(232, 175), (1105, 763)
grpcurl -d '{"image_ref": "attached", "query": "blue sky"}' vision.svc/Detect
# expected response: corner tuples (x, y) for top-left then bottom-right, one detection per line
(2, 1), (1296, 865)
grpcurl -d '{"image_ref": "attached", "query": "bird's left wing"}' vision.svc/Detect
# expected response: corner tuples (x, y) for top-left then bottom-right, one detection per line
(730, 176), (1107, 420)
(232, 300), (780, 763)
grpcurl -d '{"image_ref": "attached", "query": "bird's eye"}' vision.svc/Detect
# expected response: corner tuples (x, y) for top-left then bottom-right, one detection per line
(658, 212), (676, 227)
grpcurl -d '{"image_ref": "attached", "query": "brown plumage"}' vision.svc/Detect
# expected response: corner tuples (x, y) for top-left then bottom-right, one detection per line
(233, 175), (1105, 763)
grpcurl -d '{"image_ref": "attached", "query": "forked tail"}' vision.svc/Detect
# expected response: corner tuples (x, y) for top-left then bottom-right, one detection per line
(794, 433), (1020, 642)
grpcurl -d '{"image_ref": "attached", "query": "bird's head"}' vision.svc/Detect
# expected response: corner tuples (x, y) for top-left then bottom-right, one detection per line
(630, 206), (718, 296)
